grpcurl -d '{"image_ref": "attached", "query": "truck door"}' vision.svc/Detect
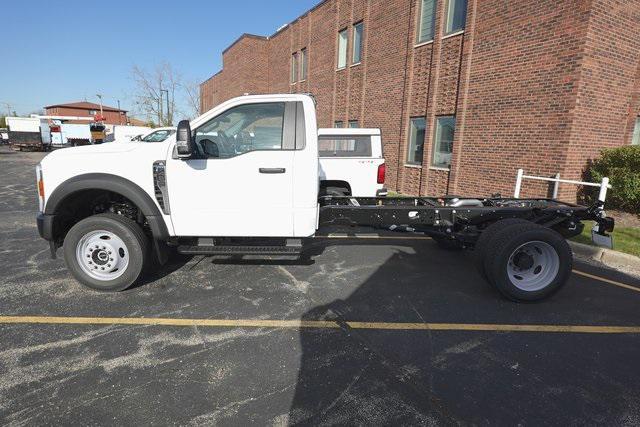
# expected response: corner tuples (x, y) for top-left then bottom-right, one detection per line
(166, 101), (298, 237)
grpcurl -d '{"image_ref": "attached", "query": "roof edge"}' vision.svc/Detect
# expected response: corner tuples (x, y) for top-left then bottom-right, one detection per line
(222, 33), (269, 55)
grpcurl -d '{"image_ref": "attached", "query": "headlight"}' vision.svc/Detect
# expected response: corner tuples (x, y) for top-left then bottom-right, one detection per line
(36, 164), (44, 212)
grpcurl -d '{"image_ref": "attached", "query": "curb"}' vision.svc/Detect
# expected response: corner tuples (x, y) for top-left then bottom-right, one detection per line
(569, 241), (640, 276)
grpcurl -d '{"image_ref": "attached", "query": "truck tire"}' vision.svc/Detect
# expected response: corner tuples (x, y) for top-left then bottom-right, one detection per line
(474, 218), (528, 279)
(483, 222), (572, 302)
(63, 213), (150, 292)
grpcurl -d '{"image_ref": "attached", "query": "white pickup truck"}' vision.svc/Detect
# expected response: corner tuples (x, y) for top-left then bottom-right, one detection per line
(36, 94), (614, 301)
(318, 128), (386, 197)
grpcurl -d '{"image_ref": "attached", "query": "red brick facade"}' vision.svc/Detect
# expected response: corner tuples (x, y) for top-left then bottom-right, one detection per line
(45, 102), (128, 125)
(201, 0), (640, 201)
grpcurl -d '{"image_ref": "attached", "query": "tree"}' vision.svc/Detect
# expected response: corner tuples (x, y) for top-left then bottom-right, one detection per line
(0, 117), (6, 128)
(131, 62), (181, 126)
(182, 79), (202, 120)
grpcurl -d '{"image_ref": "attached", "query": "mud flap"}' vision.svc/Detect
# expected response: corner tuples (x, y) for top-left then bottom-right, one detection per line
(49, 241), (58, 259)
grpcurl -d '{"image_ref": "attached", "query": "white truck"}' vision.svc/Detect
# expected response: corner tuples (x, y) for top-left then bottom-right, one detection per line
(36, 94), (614, 301)
(105, 125), (153, 143)
(50, 123), (92, 147)
(318, 128), (386, 197)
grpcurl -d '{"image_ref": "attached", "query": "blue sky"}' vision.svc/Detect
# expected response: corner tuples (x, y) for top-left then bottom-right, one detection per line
(0, 0), (318, 117)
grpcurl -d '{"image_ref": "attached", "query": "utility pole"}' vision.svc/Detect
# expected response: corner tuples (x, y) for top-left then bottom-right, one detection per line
(3, 102), (11, 117)
(96, 94), (104, 122)
(117, 99), (122, 125)
(159, 91), (163, 126)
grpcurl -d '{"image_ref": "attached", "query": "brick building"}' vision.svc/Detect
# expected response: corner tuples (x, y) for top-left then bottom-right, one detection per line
(44, 102), (128, 125)
(200, 0), (640, 200)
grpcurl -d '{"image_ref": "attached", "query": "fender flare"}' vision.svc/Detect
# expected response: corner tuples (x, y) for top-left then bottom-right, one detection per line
(45, 173), (169, 240)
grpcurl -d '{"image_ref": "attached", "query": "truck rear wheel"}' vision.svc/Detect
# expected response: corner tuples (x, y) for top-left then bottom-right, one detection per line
(483, 222), (572, 302)
(63, 213), (150, 291)
(474, 218), (528, 279)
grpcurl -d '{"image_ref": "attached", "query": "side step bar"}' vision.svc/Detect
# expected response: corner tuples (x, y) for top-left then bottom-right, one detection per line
(177, 245), (302, 256)
(177, 238), (303, 256)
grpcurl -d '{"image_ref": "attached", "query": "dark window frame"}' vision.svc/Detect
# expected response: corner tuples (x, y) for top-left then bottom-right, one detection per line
(431, 115), (456, 168)
(352, 21), (364, 64)
(416, 0), (437, 43)
(406, 117), (427, 165)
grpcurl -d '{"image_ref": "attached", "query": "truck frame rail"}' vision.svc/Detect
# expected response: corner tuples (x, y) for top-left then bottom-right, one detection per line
(318, 195), (614, 245)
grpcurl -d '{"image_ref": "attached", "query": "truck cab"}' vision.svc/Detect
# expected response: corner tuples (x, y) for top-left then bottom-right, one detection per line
(37, 93), (320, 263)
(168, 94), (318, 237)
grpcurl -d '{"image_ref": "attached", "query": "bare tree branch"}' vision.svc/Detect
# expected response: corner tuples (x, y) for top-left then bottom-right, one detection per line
(182, 79), (202, 120)
(131, 62), (182, 126)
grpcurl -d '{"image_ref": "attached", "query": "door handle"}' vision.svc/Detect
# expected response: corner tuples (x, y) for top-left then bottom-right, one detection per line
(259, 168), (286, 174)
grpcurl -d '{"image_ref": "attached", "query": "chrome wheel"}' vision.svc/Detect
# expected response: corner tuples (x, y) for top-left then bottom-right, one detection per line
(75, 230), (129, 281)
(507, 241), (559, 292)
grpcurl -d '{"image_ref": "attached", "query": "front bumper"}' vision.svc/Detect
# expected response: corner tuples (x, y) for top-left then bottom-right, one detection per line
(37, 212), (55, 241)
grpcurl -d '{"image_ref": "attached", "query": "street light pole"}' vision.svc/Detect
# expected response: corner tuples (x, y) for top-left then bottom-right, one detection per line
(160, 89), (169, 125)
(159, 91), (163, 126)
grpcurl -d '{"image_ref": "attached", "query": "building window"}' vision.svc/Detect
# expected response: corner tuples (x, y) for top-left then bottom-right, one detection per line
(432, 116), (455, 168)
(291, 52), (298, 83)
(337, 29), (348, 69)
(348, 120), (359, 128)
(334, 121), (344, 128)
(407, 117), (426, 165)
(300, 48), (308, 80)
(445, 0), (467, 34)
(352, 22), (363, 64)
(417, 0), (436, 43)
(632, 117), (640, 145)
(89, 110), (97, 115)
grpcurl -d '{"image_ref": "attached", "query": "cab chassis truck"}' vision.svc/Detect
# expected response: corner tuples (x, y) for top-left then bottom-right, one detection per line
(35, 94), (614, 302)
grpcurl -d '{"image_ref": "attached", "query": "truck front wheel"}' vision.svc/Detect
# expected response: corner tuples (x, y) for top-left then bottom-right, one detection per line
(63, 213), (150, 291)
(483, 222), (572, 302)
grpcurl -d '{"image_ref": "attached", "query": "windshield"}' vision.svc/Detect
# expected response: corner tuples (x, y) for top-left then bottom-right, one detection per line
(141, 129), (175, 142)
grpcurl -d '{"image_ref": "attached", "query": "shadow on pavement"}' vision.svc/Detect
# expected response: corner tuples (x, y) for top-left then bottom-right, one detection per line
(286, 239), (460, 424)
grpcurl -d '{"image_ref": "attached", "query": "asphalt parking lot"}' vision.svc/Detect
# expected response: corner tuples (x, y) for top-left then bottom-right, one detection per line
(1, 146), (640, 425)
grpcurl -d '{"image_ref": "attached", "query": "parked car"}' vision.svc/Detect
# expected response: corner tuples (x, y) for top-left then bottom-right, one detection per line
(132, 127), (176, 143)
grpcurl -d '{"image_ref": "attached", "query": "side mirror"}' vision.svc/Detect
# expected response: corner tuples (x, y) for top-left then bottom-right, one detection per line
(176, 120), (193, 158)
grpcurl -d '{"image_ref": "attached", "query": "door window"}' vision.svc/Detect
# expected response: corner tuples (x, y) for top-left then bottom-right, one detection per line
(194, 103), (285, 158)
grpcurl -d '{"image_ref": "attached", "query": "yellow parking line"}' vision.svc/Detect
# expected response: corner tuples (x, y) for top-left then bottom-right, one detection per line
(0, 316), (339, 329)
(1, 315), (639, 334)
(347, 322), (640, 334)
(572, 270), (640, 293)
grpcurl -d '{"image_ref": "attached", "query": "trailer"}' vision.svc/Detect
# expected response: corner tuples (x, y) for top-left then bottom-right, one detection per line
(6, 117), (48, 151)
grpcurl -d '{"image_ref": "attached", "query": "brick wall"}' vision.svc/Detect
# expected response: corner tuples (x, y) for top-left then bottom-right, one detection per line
(45, 106), (127, 125)
(201, 0), (640, 200)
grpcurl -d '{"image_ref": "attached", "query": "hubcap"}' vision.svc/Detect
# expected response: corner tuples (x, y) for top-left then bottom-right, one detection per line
(76, 230), (129, 281)
(507, 241), (559, 292)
